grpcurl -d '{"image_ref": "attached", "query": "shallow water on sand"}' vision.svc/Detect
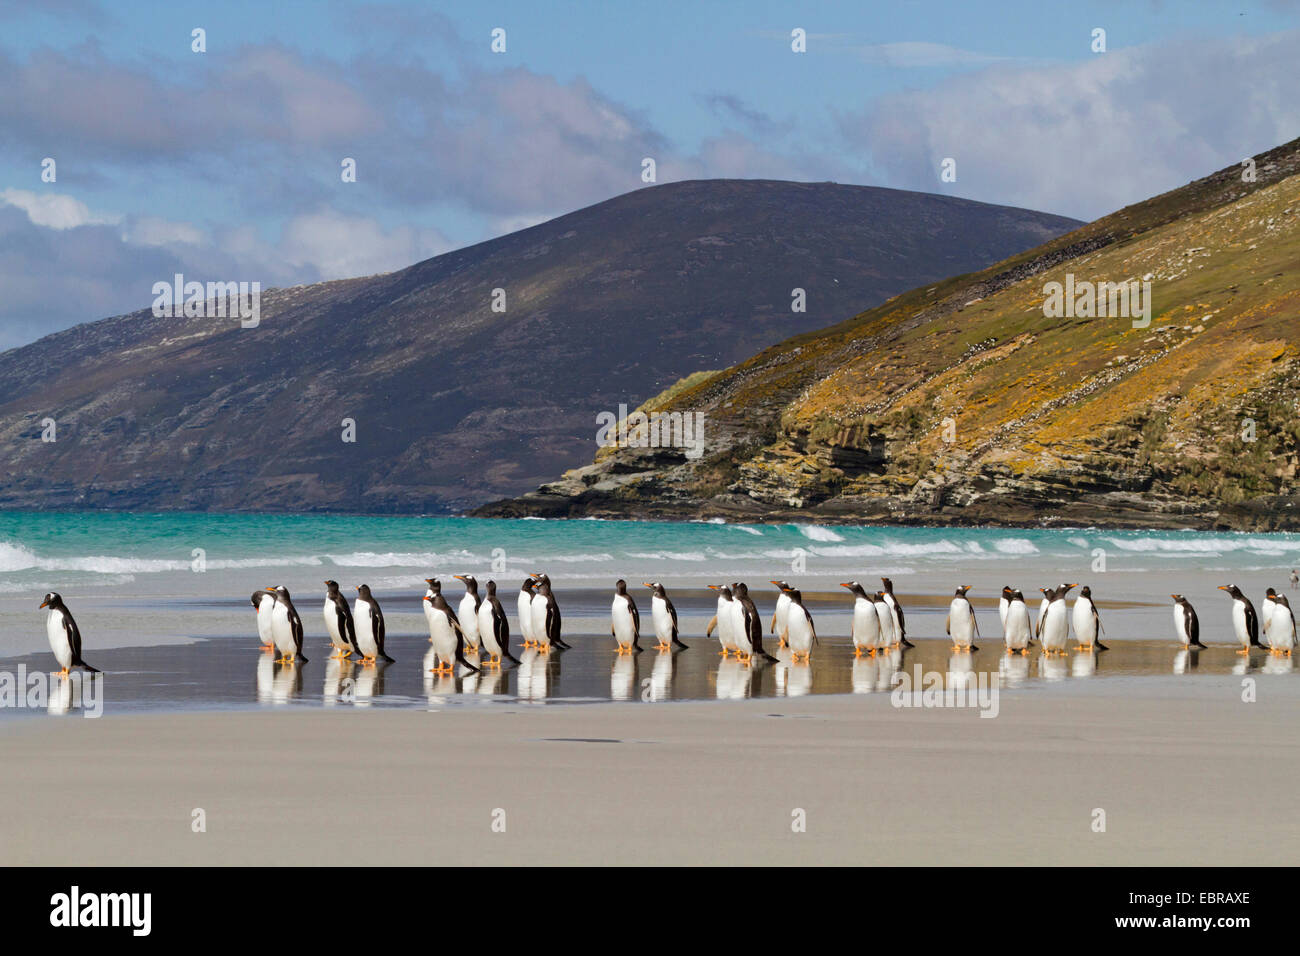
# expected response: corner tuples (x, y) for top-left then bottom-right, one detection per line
(3, 633), (1293, 719)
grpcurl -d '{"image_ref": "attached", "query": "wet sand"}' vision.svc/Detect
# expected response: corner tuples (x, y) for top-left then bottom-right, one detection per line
(3, 677), (1297, 866)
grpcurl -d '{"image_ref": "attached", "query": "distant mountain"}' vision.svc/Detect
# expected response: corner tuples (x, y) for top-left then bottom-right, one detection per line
(0, 180), (1079, 513)
(477, 141), (1300, 531)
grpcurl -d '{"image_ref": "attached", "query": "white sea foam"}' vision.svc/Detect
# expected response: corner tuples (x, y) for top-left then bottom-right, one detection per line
(796, 524), (845, 542)
(993, 538), (1038, 554)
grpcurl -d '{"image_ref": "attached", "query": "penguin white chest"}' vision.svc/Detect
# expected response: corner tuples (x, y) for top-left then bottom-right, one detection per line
(354, 600), (378, 656)
(1042, 602), (1069, 650)
(458, 595), (480, 641)
(611, 597), (636, 646)
(323, 600), (345, 648)
(1072, 599), (1095, 643)
(728, 603), (750, 652)
(270, 603), (296, 655)
(874, 602), (896, 644)
(714, 598), (734, 642)
(787, 610), (813, 654)
(651, 596), (673, 641)
(1173, 605), (1189, 644)
(477, 603), (499, 654)
(948, 598), (975, 646)
(517, 592), (535, 641)
(47, 610), (72, 668)
(852, 600), (878, 649)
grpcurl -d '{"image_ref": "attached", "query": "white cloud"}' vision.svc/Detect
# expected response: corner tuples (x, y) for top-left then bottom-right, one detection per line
(856, 42), (1008, 69)
(0, 188), (120, 229)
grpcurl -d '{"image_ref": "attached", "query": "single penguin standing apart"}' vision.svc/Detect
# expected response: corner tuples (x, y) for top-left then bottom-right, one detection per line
(477, 580), (518, 667)
(1291, 570), (1299, 590)
(1039, 586), (1073, 656)
(946, 585), (980, 652)
(881, 578), (912, 647)
(782, 588), (818, 664)
(251, 590), (277, 650)
(1218, 584), (1263, 654)
(352, 584), (394, 665)
(770, 580), (793, 649)
(40, 593), (99, 676)
(531, 573), (569, 651)
(1003, 589), (1032, 654)
(454, 575), (482, 654)
(266, 585), (308, 664)
(1266, 594), (1296, 656)
(1171, 594), (1204, 649)
(706, 584), (739, 657)
(424, 578), (479, 674)
(323, 580), (358, 660)
(840, 582), (881, 657)
(1072, 586), (1108, 652)
(610, 579), (643, 654)
(517, 577), (538, 647)
(644, 582), (687, 650)
(732, 582), (778, 664)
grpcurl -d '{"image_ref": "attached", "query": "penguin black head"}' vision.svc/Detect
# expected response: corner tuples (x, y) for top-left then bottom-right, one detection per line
(1040, 587), (1053, 598)
(615, 579), (628, 594)
(771, 580), (791, 592)
(425, 577), (441, 594)
(708, 583), (732, 599)
(357, 584), (373, 600)
(954, 585), (972, 597)
(268, 585), (290, 601)
(732, 582), (749, 598)
(840, 581), (866, 597)
(788, 588), (804, 605)
(39, 592), (63, 610)
(1267, 587), (1278, 598)
(643, 581), (667, 597)
(1001, 586), (1013, 599)
(520, 577), (535, 593)
(881, 577), (895, 593)
(1218, 584), (1242, 599)
(1079, 586), (1092, 599)
(1171, 593), (1187, 605)
(454, 574), (478, 593)
(1278, 594), (1292, 609)
(324, 580), (340, 596)
(250, 591), (264, 608)
(485, 580), (497, 596)
(1012, 589), (1026, 602)
(1060, 583), (1078, 596)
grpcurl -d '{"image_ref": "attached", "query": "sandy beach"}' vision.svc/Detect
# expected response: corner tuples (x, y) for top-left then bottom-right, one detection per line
(4, 677), (1296, 866)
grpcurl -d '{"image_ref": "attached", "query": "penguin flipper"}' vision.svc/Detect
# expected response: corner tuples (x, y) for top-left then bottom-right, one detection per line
(706, 614), (718, 637)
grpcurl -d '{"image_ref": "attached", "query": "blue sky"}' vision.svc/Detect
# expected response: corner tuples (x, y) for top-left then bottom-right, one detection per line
(2, 0), (1299, 348)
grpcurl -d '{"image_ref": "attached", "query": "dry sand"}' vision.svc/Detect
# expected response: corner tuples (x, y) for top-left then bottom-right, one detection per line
(3, 678), (1297, 865)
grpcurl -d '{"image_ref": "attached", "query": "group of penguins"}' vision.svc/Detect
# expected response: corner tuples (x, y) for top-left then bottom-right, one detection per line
(37, 572), (1299, 679)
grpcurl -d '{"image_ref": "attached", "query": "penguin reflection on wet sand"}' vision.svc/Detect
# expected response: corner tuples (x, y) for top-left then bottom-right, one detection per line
(1171, 594), (1205, 649)
(644, 582), (688, 651)
(40, 593), (99, 676)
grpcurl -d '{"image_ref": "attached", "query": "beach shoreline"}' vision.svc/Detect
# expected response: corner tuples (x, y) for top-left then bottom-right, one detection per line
(4, 679), (1295, 866)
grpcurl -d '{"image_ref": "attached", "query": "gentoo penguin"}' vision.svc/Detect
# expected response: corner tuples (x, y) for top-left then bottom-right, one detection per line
(1039, 586), (1073, 655)
(610, 579), (643, 654)
(731, 582), (778, 664)
(1071, 586), (1108, 652)
(1171, 594), (1204, 649)
(454, 575), (483, 654)
(872, 590), (898, 648)
(1003, 589), (1032, 655)
(1266, 594), (1296, 656)
(1037, 584), (1076, 642)
(1292, 570), (1299, 590)
(352, 584), (394, 664)
(39, 593), (99, 675)
(251, 590), (276, 650)
(266, 585), (308, 664)
(423, 578), (479, 674)
(840, 582), (881, 657)
(998, 586), (1012, 635)
(531, 573), (569, 651)
(782, 588), (818, 663)
(945, 585), (980, 652)
(323, 580), (358, 660)
(770, 580), (793, 649)
(706, 584), (739, 657)
(644, 582), (688, 650)
(517, 577), (538, 647)
(1218, 584), (1263, 653)
(880, 577), (913, 647)
(1262, 588), (1279, 645)
(477, 580), (518, 667)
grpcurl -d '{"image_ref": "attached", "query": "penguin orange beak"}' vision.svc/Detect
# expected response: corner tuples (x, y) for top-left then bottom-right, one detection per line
(1217, 585), (1229, 591)
(839, 582), (852, 588)
(39, 600), (49, 608)
(642, 582), (654, 588)
(707, 584), (720, 590)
